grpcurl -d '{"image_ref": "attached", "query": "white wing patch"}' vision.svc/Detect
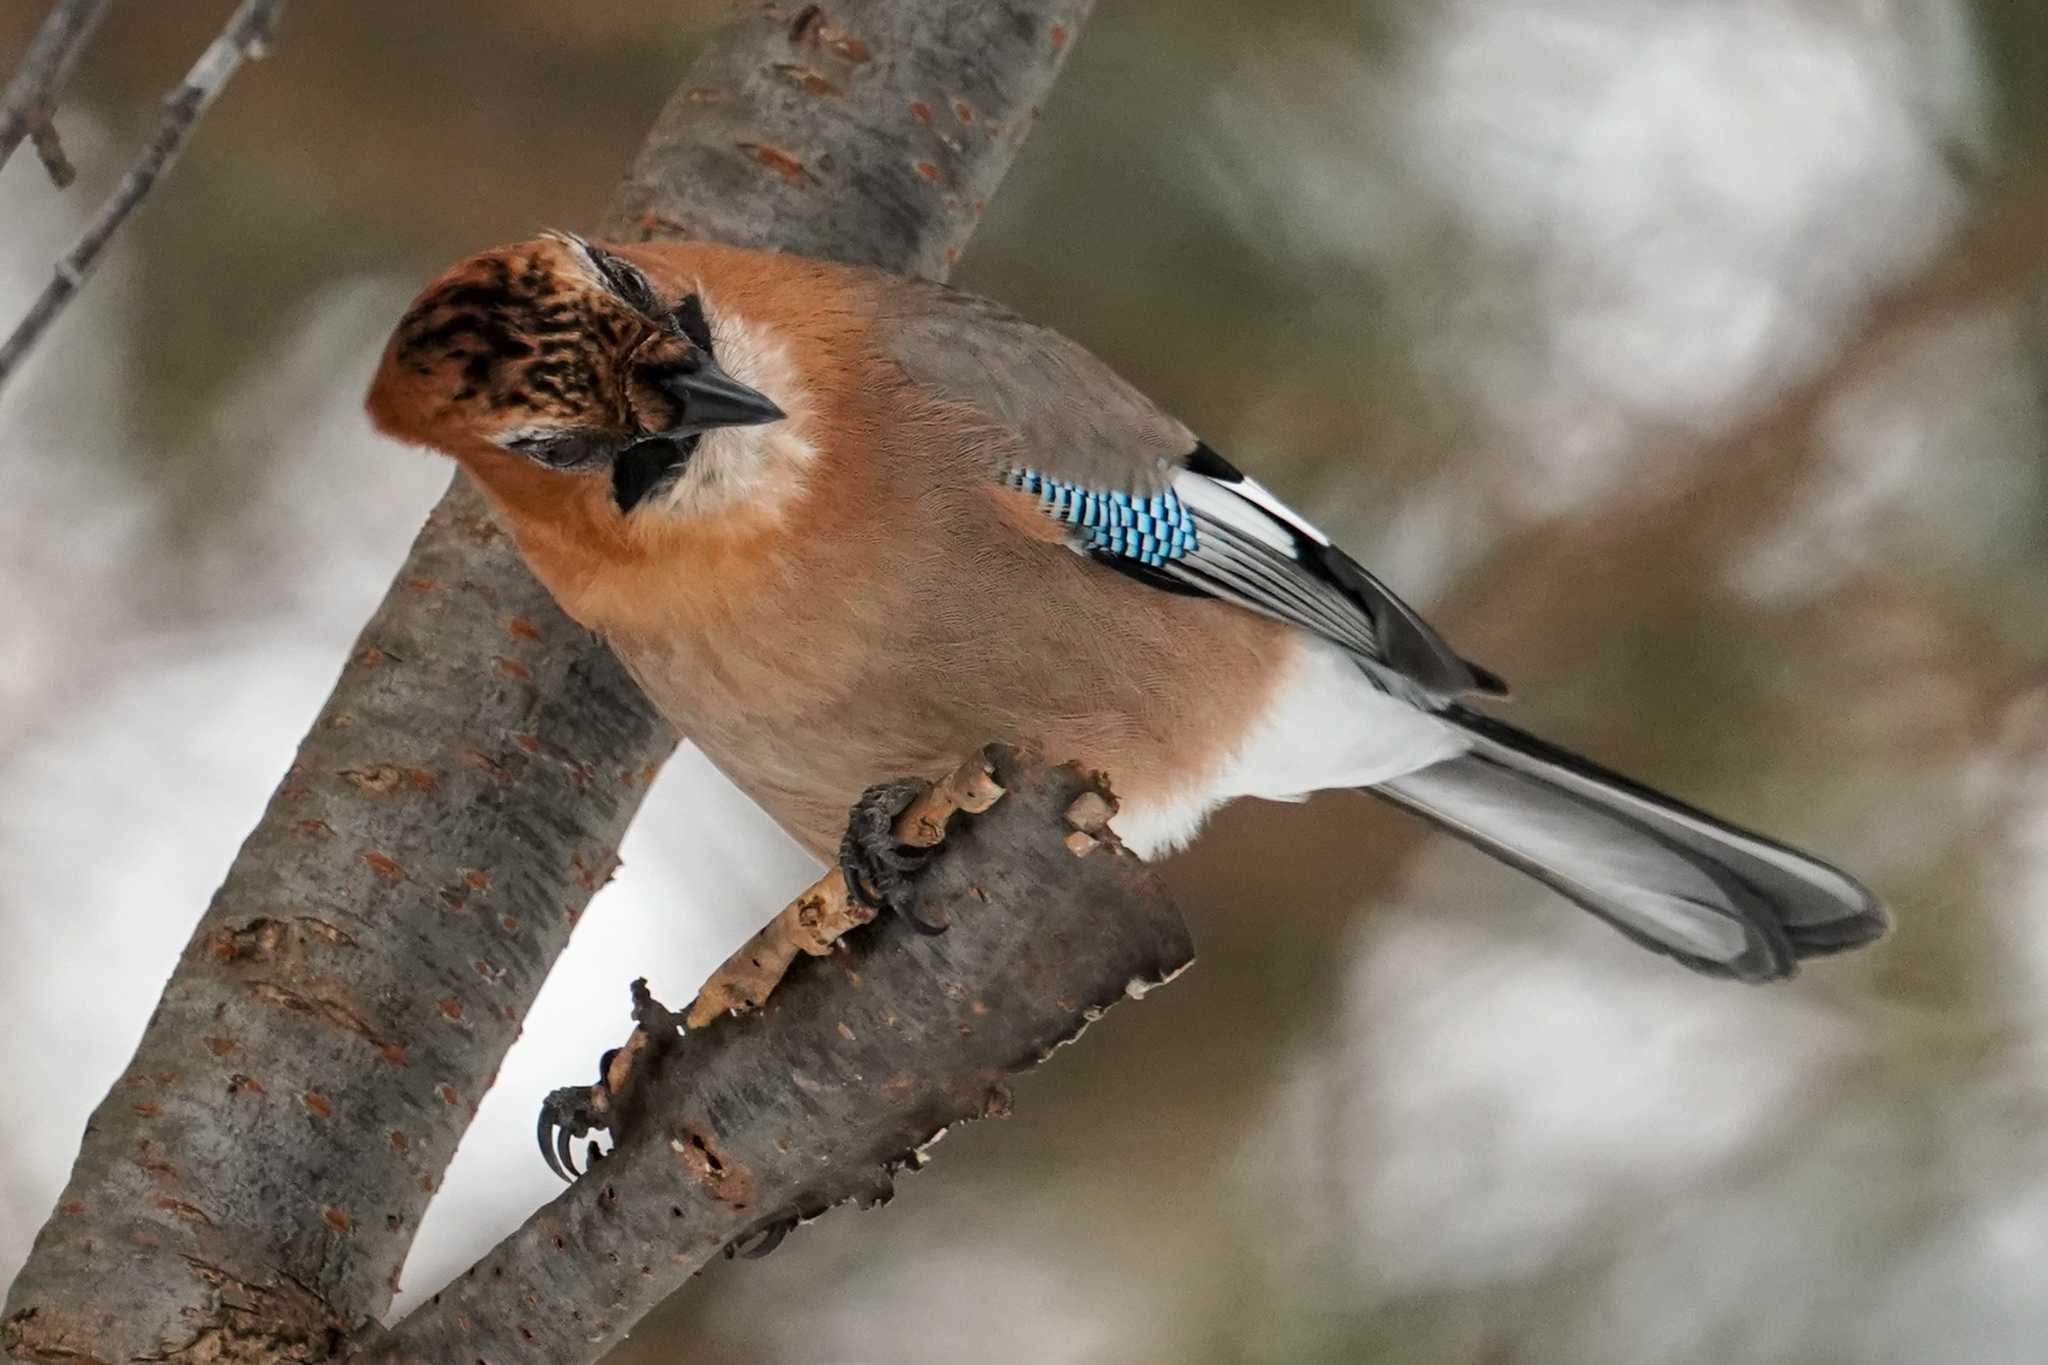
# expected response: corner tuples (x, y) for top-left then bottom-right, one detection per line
(1161, 468), (1383, 663)
(1187, 466), (1332, 545)
(1158, 453), (1493, 704)
(1169, 469), (1303, 552)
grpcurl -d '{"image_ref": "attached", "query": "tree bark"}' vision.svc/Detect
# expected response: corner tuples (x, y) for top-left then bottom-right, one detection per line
(357, 754), (1192, 1365)
(2, 1), (1094, 1359)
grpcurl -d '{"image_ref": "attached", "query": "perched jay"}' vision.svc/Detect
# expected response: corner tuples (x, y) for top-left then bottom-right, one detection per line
(366, 233), (1885, 984)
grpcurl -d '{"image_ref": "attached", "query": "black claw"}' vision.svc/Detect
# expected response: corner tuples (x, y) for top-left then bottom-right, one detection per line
(741, 1217), (793, 1259)
(557, 1121), (582, 1181)
(536, 1081), (609, 1183)
(537, 1104), (567, 1182)
(534, 983), (685, 1182)
(838, 778), (949, 932)
(726, 1212), (797, 1260)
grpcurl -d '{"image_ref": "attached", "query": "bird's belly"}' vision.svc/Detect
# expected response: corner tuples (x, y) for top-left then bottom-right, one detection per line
(610, 571), (1306, 861)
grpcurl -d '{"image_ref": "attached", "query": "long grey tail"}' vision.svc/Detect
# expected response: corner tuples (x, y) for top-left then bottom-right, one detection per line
(1372, 708), (1886, 982)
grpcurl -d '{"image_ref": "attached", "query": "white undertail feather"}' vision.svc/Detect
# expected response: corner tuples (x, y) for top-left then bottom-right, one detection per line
(1109, 639), (1466, 858)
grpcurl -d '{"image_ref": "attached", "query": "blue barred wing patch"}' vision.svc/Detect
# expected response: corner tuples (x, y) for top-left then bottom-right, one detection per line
(1005, 468), (1198, 568)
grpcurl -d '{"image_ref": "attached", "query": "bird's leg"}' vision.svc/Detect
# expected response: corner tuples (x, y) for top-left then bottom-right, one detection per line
(838, 777), (945, 933)
(535, 978), (684, 1181)
(533, 751), (1108, 1183)
(682, 749), (1010, 1031)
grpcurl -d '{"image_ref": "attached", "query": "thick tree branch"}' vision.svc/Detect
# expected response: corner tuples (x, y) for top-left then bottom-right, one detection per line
(0, 0), (112, 184)
(682, 750), (1012, 1029)
(0, 0), (285, 399)
(2, 1), (1093, 1360)
(359, 754), (1192, 1365)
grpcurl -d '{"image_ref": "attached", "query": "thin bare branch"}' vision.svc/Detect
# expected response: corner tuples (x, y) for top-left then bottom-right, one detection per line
(0, 0), (284, 400)
(25, 114), (76, 186)
(0, 0), (112, 183)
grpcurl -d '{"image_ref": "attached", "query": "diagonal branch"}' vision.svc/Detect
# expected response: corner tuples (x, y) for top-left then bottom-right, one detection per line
(358, 754), (1192, 1365)
(1442, 173), (2048, 665)
(0, 0), (286, 398)
(2, 1), (1094, 1359)
(0, 0), (112, 184)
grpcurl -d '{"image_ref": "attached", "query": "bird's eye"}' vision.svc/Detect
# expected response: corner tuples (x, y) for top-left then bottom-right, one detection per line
(669, 294), (713, 353)
(584, 245), (661, 317)
(502, 431), (610, 469)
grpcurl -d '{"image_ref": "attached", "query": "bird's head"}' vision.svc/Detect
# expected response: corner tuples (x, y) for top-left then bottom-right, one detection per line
(366, 232), (787, 515)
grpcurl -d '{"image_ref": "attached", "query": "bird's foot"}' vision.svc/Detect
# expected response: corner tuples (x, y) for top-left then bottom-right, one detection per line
(683, 751), (1010, 1030)
(535, 978), (683, 1181)
(838, 777), (947, 933)
(725, 1211), (800, 1260)
(536, 1071), (612, 1182)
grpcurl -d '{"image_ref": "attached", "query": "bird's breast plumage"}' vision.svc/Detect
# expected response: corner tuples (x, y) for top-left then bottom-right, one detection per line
(414, 241), (1325, 858)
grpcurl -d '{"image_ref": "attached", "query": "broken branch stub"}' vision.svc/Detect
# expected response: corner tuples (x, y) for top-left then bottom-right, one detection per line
(684, 746), (1014, 1028)
(358, 751), (1193, 1365)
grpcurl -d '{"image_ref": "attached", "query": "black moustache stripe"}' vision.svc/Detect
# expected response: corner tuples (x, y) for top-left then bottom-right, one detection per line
(612, 436), (698, 514)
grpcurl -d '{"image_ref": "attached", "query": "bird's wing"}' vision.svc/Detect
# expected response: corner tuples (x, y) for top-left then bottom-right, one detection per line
(873, 280), (1195, 491)
(876, 279), (1503, 704)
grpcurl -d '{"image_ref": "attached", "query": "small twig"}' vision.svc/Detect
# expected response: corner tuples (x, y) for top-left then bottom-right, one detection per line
(0, 0), (113, 182)
(25, 106), (77, 186)
(0, 0), (285, 398)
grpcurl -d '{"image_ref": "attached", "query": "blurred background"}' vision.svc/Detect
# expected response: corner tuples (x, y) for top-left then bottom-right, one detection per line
(3, 1), (2046, 1361)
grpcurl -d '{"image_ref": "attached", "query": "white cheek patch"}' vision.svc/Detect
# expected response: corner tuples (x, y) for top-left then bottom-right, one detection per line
(656, 303), (820, 522)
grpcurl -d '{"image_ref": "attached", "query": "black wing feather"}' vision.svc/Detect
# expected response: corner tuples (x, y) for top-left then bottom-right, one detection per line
(1164, 443), (1502, 704)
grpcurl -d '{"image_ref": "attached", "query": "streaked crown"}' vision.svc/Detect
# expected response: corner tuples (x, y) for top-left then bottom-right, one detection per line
(366, 232), (783, 512)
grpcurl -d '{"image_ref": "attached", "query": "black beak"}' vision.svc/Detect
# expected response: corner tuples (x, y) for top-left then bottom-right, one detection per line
(658, 358), (785, 436)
